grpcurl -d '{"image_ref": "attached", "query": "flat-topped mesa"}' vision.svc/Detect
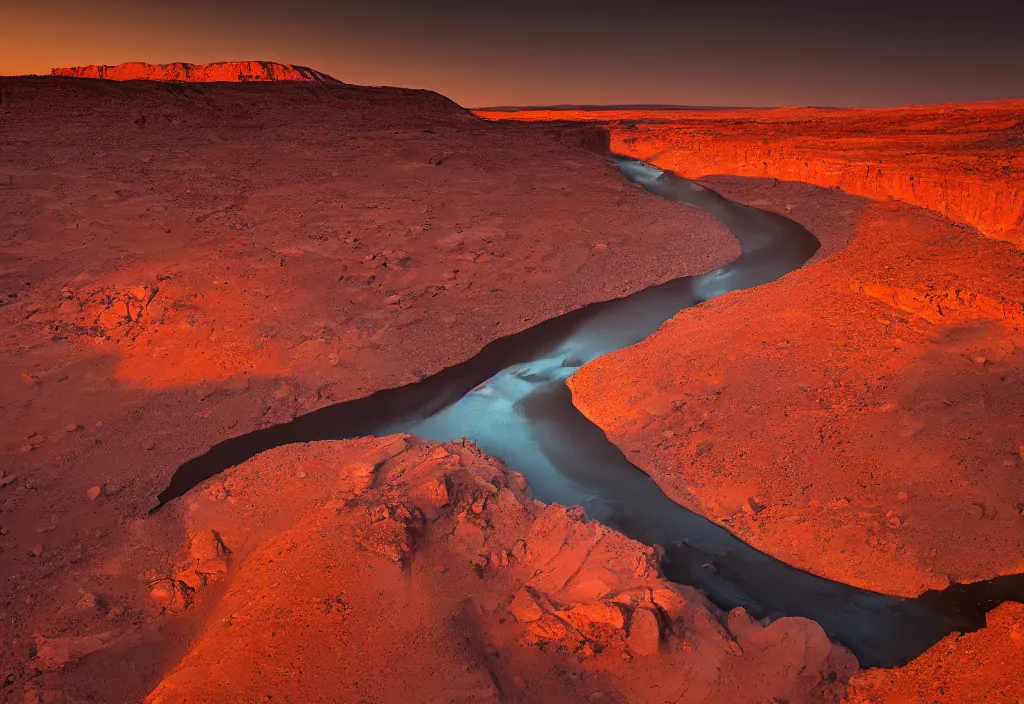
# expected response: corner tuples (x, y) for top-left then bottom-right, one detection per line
(50, 60), (340, 83)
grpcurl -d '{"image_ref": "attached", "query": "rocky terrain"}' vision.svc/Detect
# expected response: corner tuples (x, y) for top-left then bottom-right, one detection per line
(50, 61), (339, 83)
(139, 436), (854, 703)
(570, 177), (1024, 597)
(0, 74), (742, 702)
(3, 70), (1023, 702)
(476, 103), (1024, 247)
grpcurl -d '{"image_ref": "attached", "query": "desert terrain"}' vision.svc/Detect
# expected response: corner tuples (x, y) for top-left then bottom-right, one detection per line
(0, 64), (1021, 702)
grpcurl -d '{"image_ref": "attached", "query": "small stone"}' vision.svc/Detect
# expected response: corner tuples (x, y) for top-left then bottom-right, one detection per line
(58, 299), (81, 315)
(29, 543), (44, 557)
(509, 590), (544, 623)
(149, 582), (175, 606)
(627, 608), (661, 656)
(385, 295), (401, 306)
(442, 270), (457, 281)
(0, 473), (16, 488)
(64, 423), (81, 433)
(896, 491), (909, 503)
(742, 497), (766, 515)
(76, 593), (99, 612)
(593, 243), (608, 251)
(511, 675), (526, 692)
(974, 356), (987, 364)
(94, 421), (103, 429)
(471, 497), (487, 514)
(86, 486), (102, 501)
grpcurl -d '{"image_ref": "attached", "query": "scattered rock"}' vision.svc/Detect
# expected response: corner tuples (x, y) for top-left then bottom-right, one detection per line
(86, 485), (102, 501)
(627, 607), (661, 656)
(30, 631), (120, 672)
(742, 497), (766, 515)
(76, 593), (99, 612)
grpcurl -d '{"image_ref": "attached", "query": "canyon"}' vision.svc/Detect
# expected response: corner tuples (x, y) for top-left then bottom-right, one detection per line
(477, 103), (1024, 247)
(0, 65), (1022, 702)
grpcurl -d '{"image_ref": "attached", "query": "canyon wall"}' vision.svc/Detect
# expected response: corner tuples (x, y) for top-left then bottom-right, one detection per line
(477, 102), (1024, 247)
(51, 60), (340, 83)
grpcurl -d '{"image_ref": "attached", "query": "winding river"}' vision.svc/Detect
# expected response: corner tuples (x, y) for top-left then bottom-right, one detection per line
(157, 157), (1024, 668)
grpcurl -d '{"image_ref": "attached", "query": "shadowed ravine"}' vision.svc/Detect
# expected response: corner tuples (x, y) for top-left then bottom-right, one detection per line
(155, 157), (1024, 668)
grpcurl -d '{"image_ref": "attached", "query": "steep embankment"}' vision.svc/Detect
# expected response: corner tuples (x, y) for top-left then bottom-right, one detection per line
(51, 60), (340, 83)
(476, 102), (1024, 247)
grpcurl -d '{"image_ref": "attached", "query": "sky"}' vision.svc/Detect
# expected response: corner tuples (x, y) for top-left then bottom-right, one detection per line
(3, 0), (1024, 108)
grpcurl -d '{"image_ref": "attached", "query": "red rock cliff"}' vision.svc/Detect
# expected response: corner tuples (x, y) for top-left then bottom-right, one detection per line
(477, 102), (1024, 247)
(51, 60), (339, 83)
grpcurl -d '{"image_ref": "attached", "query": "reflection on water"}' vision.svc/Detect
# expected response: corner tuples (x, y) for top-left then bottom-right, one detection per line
(158, 158), (1024, 667)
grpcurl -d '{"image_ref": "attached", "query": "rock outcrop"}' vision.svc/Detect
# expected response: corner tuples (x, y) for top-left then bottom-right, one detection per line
(51, 60), (340, 83)
(477, 102), (1024, 247)
(142, 436), (856, 703)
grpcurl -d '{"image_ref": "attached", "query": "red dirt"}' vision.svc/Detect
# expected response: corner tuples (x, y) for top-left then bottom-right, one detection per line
(50, 61), (339, 83)
(476, 103), (1024, 247)
(0, 75), (744, 701)
(4, 72), (1022, 702)
(846, 601), (1024, 703)
(134, 436), (854, 703)
(565, 142), (1024, 597)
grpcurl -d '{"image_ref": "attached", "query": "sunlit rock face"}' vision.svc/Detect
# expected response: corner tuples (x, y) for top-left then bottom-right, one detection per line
(51, 60), (340, 83)
(477, 102), (1024, 248)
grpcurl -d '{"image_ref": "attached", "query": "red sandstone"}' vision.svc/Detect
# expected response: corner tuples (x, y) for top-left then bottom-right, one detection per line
(2, 68), (1022, 702)
(51, 60), (340, 83)
(476, 103), (1024, 247)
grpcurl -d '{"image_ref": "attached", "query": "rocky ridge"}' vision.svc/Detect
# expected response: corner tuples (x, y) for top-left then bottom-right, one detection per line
(50, 60), (340, 83)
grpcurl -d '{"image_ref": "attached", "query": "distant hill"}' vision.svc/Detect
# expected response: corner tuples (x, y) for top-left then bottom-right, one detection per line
(472, 103), (754, 111)
(51, 60), (340, 83)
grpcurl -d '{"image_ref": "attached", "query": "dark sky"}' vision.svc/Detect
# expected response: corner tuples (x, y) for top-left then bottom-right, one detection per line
(3, 0), (1024, 107)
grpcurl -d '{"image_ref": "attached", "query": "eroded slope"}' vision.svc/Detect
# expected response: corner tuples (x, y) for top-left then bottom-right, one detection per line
(570, 188), (1024, 598)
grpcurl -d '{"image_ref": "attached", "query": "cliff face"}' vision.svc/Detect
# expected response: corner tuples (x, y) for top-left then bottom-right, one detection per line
(476, 102), (1024, 247)
(51, 60), (340, 83)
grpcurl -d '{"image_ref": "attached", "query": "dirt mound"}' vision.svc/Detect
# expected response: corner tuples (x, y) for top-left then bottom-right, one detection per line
(50, 60), (340, 83)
